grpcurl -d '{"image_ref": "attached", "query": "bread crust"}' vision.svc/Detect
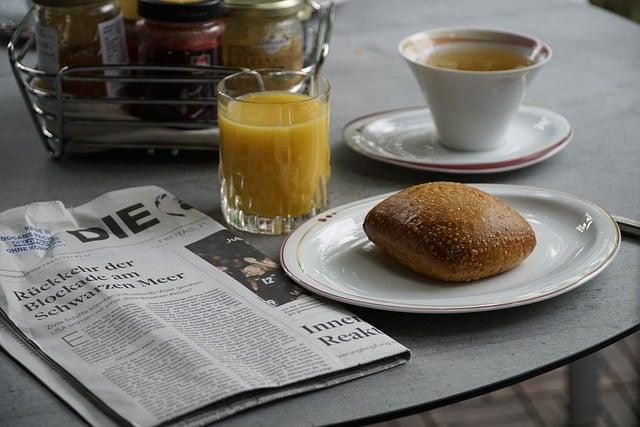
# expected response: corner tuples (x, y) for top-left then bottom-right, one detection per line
(363, 182), (536, 282)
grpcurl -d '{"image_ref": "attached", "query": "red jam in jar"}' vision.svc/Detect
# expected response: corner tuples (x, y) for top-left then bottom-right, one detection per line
(134, 0), (225, 121)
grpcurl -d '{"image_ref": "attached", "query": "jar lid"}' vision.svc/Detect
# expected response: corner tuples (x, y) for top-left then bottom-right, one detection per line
(120, 0), (139, 20)
(138, 0), (223, 22)
(33, 0), (106, 6)
(224, 0), (303, 14)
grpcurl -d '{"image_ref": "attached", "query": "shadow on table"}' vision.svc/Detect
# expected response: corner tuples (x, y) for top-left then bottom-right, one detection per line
(346, 287), (588, 350)
(62, 148), (219, 166)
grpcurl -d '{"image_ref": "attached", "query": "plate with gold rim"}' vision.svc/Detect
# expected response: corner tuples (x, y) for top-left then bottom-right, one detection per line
(280, 184), (620, 313)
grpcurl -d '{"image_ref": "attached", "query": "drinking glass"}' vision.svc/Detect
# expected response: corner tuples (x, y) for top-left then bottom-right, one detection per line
(217, 70), (330, 234)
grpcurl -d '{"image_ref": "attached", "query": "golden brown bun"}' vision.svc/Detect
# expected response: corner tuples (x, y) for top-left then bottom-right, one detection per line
(363, 182), (536, 282)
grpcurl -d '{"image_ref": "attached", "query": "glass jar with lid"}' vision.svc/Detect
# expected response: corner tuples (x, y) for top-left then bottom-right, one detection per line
(136, 0), (225, 68)
(33, 0), (128, 96)
(133, 0), (225, 121)
(222, 0), (308, 70)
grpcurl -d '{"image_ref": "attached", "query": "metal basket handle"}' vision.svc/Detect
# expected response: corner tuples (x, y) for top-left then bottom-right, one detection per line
(302, 0), (335, 75)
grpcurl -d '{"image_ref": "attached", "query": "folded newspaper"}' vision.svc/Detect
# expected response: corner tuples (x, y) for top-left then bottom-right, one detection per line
(0, 186), (410, 426)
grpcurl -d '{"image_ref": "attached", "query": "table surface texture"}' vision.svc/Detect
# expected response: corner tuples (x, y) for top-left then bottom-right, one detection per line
(1, 0), (639, 425)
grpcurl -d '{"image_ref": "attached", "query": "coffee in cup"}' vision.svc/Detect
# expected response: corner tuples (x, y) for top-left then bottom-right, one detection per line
(425, 47), (534, 71)
(399, 28), (552, 151)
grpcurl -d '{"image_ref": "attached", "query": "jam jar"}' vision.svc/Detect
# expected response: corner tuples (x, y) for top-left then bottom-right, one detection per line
(34, 0), (128, 96)
(222, 0), (305, 70)
(135, 0), (225, 121)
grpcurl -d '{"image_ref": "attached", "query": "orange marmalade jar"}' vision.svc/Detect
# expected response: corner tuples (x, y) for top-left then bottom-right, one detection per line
(34, 0), (128, 96)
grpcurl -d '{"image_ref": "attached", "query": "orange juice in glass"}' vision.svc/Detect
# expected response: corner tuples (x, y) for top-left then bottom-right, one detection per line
(217, 70), (330, 234)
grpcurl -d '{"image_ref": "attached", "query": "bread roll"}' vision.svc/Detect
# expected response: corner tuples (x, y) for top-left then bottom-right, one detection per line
(363, 182), (536, 282)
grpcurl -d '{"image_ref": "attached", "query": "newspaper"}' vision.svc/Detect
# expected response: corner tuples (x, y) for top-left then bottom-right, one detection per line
(0, 186), (409, 426)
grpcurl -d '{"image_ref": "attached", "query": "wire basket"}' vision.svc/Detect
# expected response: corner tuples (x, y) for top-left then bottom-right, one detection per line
(8, 2), (334, 159)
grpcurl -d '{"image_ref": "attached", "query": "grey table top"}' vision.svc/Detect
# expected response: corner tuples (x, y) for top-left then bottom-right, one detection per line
(1, 0), (640, 425)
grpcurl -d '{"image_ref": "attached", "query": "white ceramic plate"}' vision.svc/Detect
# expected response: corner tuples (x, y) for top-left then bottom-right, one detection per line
(281, 185), (620, 313)
(343, 106), (572, 174)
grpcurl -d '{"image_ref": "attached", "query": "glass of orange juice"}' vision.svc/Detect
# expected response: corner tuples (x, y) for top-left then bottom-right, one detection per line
(217, 70), (330, 234)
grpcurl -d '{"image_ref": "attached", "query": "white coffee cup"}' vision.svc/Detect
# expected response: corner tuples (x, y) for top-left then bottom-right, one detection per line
(399, 28), (552, 151)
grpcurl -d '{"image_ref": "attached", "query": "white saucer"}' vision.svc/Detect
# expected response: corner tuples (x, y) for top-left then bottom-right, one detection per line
(343, 106), (572, 174)
(281, 185), (620, 313)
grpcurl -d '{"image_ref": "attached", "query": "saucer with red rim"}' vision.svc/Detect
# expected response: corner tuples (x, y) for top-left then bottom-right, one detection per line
(343, 105), (572, 174)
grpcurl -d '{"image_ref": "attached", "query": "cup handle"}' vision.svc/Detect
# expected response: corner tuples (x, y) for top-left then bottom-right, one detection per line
(302, 0), (335, 74)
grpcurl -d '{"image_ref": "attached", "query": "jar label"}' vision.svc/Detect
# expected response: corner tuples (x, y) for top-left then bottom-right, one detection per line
(98, 14), (129, 97)
(191, 54), (212, 66)
(35, 25), (59, 74)
(259, 37), (290, 55)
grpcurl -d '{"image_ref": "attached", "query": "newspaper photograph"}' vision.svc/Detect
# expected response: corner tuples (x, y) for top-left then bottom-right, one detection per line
(0, 186), (409, 426)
